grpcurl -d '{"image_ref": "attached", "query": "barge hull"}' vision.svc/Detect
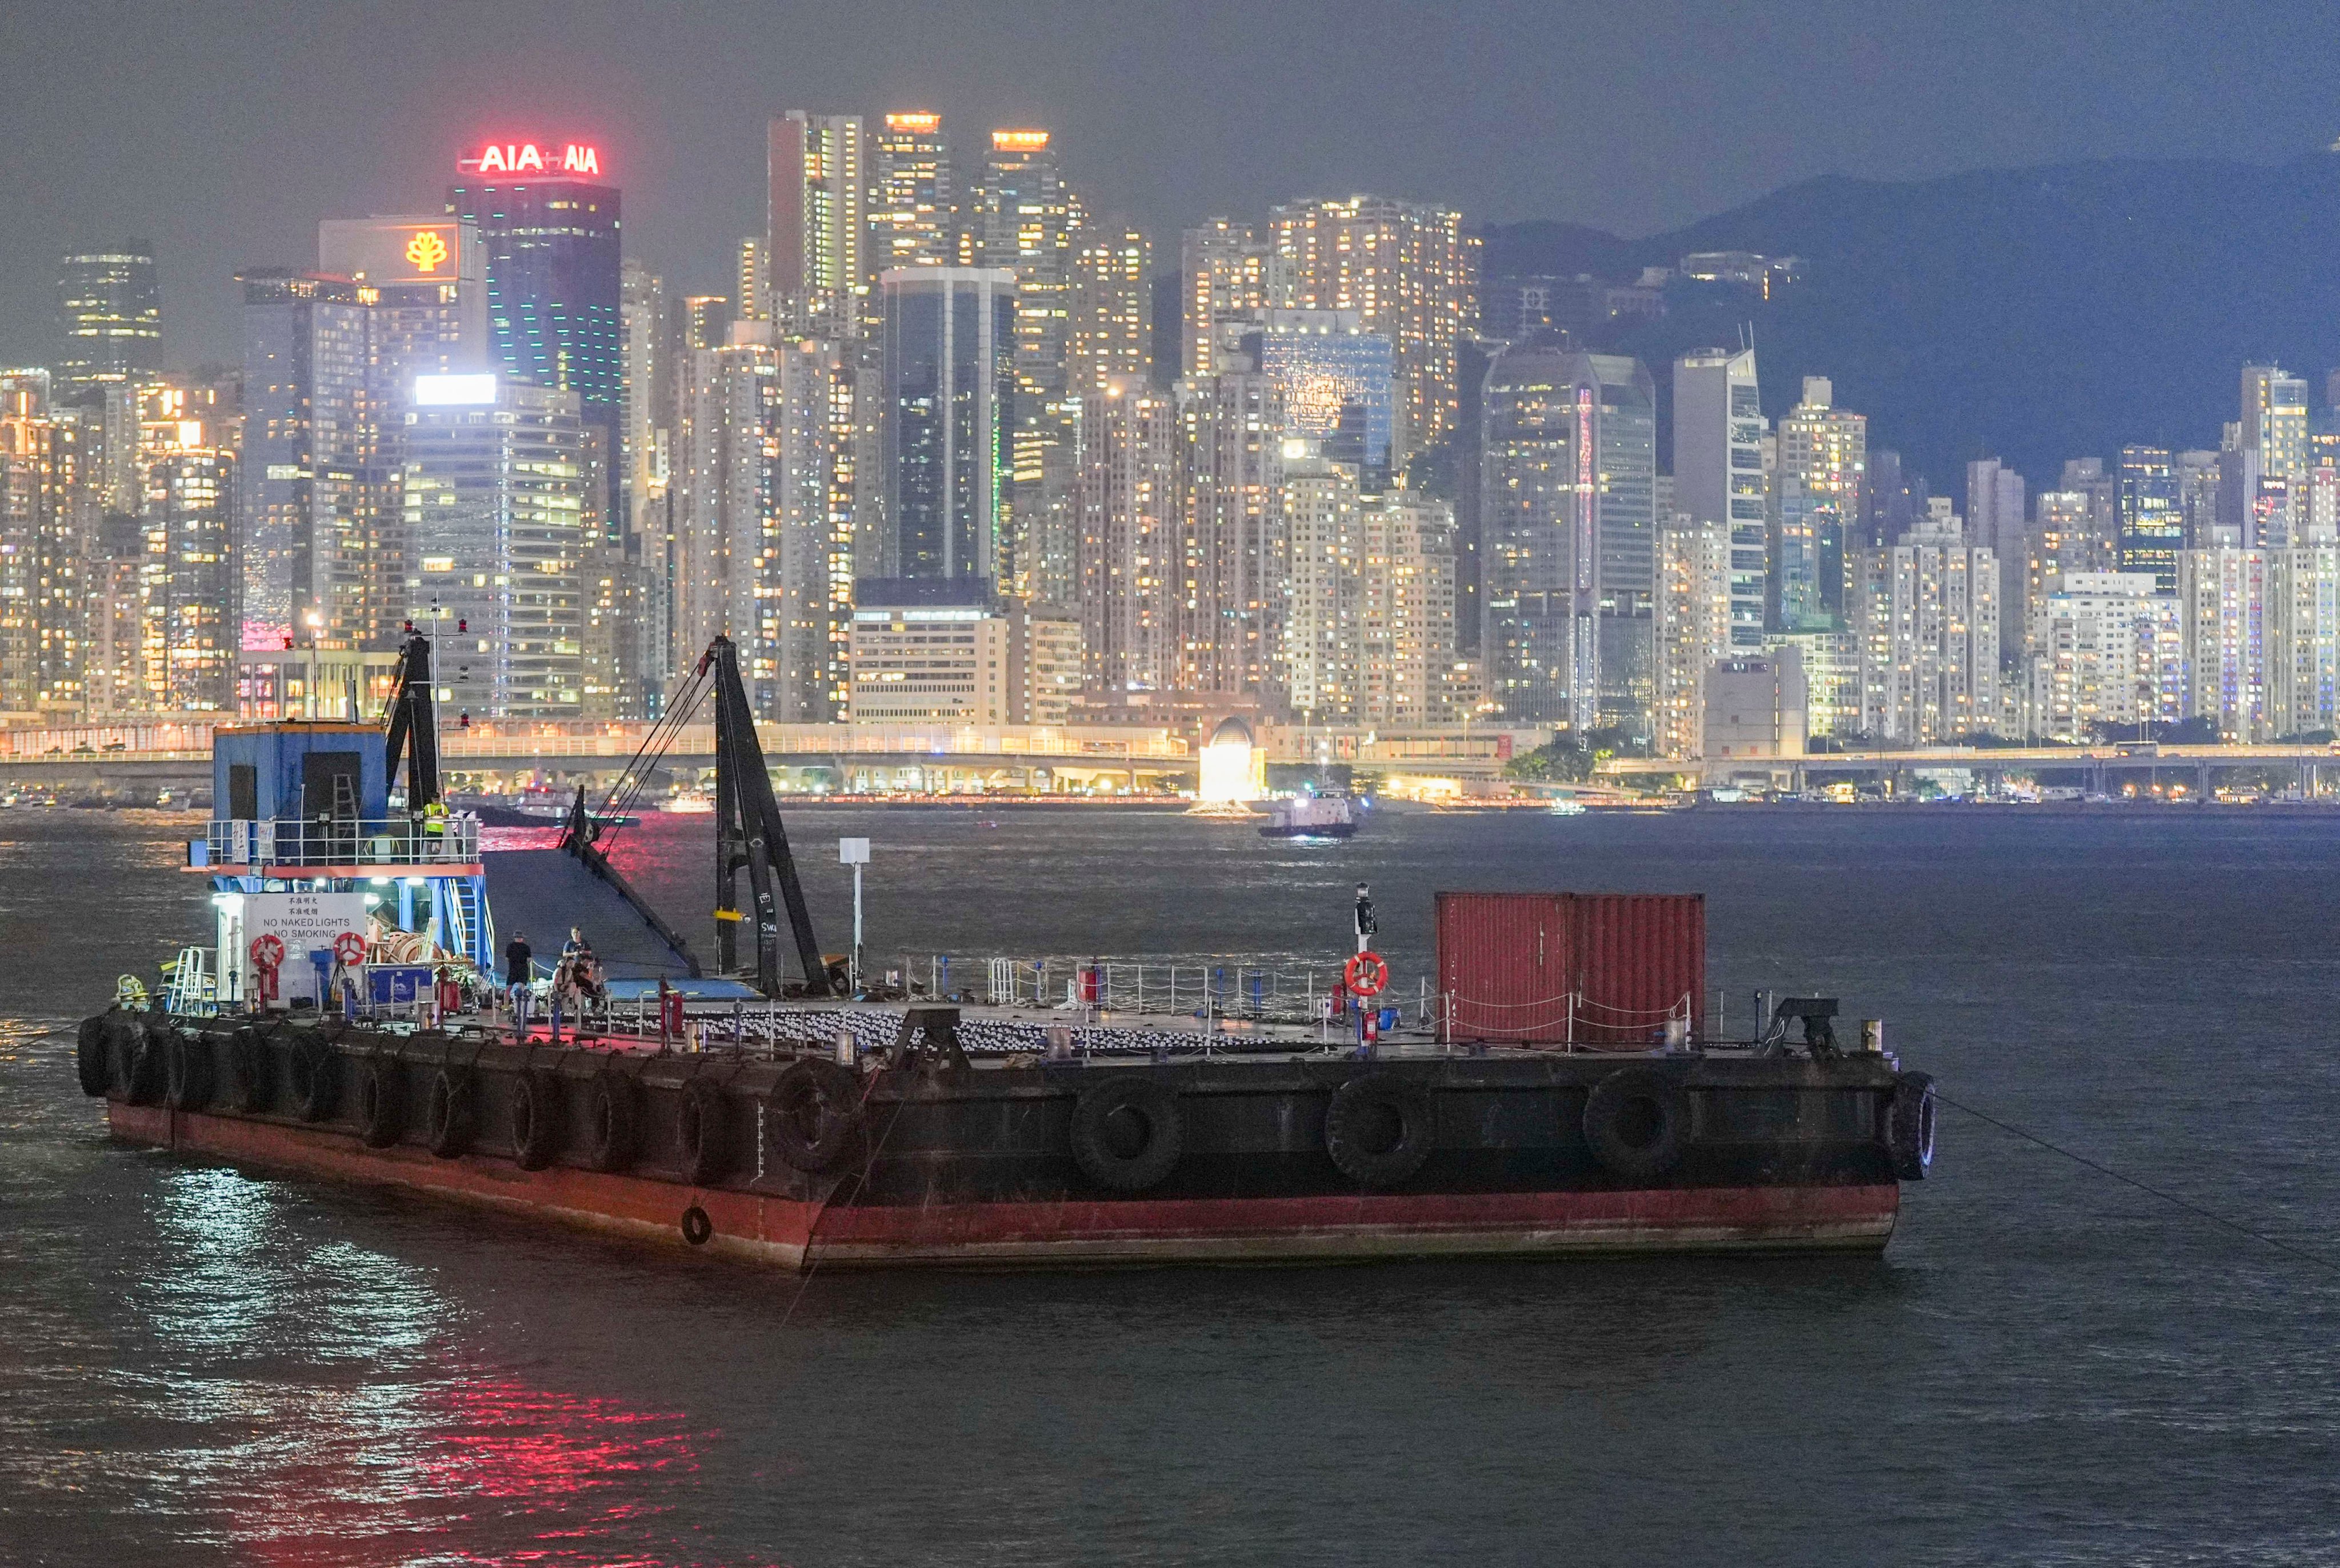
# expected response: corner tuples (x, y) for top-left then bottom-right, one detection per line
(108, 1102), (1897, 1269)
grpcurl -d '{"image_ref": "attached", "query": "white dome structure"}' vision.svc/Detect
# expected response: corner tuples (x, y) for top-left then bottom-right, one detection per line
(1198, 716), (1260, 803)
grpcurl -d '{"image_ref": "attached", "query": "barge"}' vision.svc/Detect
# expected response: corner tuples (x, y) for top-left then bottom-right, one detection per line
(86, 634), (1937, 1269)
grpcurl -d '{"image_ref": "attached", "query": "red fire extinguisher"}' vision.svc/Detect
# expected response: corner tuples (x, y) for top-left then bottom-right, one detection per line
(435, 965), (462, 1016)
(659, 980), (685, 1041)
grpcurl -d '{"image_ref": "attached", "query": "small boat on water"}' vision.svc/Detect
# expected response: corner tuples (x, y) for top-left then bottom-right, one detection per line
(1259, 793), (1360, 839)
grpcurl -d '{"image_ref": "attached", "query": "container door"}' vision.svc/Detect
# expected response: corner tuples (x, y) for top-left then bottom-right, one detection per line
(1573, 893), (1706, 1046)
(1437, 892), (1573, 1042)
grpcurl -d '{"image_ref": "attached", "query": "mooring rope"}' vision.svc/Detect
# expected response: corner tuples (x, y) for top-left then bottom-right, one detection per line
(1936, 1091), (2339, 1277)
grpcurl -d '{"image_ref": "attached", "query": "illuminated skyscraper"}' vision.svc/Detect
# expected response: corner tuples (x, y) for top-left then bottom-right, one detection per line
(1069, 220), (1151, 398)
(402, 373), (585, 718)
(1174, 366), (1285, 696)
(2115, 444), (2182, 592)
(1653, 514), (1733, 757)
(57, 244), (162, 396)
(868, 113), (954, 277)
(1254, 309), (1394, 470)
(769, 113), (866, 333)
(236, 270), (384, 653)
(877, 267), (1016, 586)
(1481, 348), (1654, 729)
(1674, 347), (1765, 653)
(2241, 363), (2310, 480)
(1076, 376), (1177, 695)
(1267, 195), (1471, 451)
(2181, 546), (2267, 740)
(969, 129), (1075, 597)
(1180, 219), (1282, 379)
(445, 139), (621, 525)
(1851, 505), (1999, 745)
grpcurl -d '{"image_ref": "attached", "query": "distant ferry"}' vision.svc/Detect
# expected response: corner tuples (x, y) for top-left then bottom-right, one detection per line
(1259, 793), (1359, 839)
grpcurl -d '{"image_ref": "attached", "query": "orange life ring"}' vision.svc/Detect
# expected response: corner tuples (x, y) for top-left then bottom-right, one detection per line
(331, 930), (369, 966)
(249, 934), (286, 970)
(1343, 950), (1389, 997)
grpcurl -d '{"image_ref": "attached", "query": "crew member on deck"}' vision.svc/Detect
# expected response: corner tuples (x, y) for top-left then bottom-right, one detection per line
(505, 930), (533, 1035)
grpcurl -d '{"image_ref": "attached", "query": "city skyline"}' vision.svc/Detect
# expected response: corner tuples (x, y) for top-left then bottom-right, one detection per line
(5, 1), (2339, 370)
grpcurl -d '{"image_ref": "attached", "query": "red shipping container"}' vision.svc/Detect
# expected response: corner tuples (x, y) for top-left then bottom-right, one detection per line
(1435, 891), (1705, 1048)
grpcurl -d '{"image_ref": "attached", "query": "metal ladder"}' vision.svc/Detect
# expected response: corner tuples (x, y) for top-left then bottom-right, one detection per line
(161, 946), (216, 1016)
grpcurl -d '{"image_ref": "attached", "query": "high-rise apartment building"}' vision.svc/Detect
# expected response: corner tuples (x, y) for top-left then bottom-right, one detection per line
(1069, 221), (1151, 397)
(236, 270), (385, 654)
(619, 259), (671, 701)
(445, 138), (622, 527)
(1653, 514), (1732, 757)
(969, 129), (1076, 598)
(1674, 347), (1765, 653)
(57, 244), (162, 396)
(2180, 546), (2267, 741)
(847, 578), (1081, 725)
(2266, 546), (2340, 739)
(2241, 363), (2310, 480)
(2027, 571), (2181, 742)
(142, 395), (236, 712)
(1254, 310), (1396, 471)
(1850, 503), (1999, 744)
(1775, 377), (1866, 623)
(769, 113), (866, 334)
(1357, 492), (1458, 726)
(1180, 219), (1283, 379)
(401, 373), (585, 718)
(1282, 445), (1363, 720)
(1173, 366), (1285, 697)
(1075, 376), (1175, 697)
(868, 113), (954, 278)
(1, 382), (77, 715)
(877, 267), (1017, 586)
(1268, 195), (1470, 451)
(1481, 347), (1654, 730)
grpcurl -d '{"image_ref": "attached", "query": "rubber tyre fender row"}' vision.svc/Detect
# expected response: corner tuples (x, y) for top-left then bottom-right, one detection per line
(766, 1059), (865, 1174)
(1324, 1074), (1437, 1190)
(230, 1026), (275, 1113)
(1069, 1077), (1185, 1193)
(583, 1070), (638, 1173)
(289, 1037), (339, 1123)
(511, 1071), (565, 1171)
(1581, 1066), (1691, 1182)
(356, 1057), (406, 1149)
(166, 1031), (216, 1112)
(127, 1020), (173, 1106)
(75, 1016), (110, 1097)
(678, 1076), (733, 1187)
(1886, 1070), (1937, 1181)
(425, 1068), (474, 1159)
(103, 1014), (157, 1103)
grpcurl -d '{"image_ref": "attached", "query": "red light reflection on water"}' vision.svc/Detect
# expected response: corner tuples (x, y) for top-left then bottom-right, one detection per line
(231, 1375), (749, 1568)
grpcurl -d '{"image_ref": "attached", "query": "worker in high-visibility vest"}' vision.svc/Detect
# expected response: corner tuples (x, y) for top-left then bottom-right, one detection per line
(422, 801), (447, 837)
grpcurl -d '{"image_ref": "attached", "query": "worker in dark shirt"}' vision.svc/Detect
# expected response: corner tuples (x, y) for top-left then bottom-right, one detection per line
(505, 931), (534, 1035)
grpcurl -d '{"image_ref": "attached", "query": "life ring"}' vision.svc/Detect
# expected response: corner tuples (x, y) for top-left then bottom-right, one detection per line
(511, 1071), (565, 1170)
(165, 1031), (215, 1112)
(425, 1068), (474, 1158)
(678, 1077), (731, 1186)
(356, 1057), (406, 1148)
(766, 1059), (865, 1174)
(249, 934), (286, 969)
(1886, 1071), (1937, 1181)
(331, 930), (369, 967)
(583, 1069), (638, 1173)
(1581, 1066), (1690, 1182)
(1068, 1077), (1185, 1193)
(75, 1015), (110, 1097)
(1323, 1074), (1435, 1188)
(1343, 951), (1390, 998)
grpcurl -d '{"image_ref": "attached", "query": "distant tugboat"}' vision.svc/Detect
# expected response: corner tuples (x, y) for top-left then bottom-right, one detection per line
(1259, 793), (1360, 839)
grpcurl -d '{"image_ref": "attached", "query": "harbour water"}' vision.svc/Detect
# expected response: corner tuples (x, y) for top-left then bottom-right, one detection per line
(4, 806), (2338, 1565)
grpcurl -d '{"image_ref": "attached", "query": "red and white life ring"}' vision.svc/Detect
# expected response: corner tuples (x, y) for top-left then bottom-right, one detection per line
(249, 933), (286, 970)
(331, 930), (369, 967)
(1343, 950), (1390, 997)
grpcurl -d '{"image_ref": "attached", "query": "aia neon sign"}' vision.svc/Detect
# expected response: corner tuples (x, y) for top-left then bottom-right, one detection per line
(460, 142), (603, 177)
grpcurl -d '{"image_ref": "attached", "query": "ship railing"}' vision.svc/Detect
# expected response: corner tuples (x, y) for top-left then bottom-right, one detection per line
(896, 953), (1427, 1028)
(1435, 989), (1696, 1051)
(206, 814), (481, 869)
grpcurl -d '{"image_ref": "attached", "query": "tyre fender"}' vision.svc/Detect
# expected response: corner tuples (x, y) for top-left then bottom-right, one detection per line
(1886, 1071), (1937, 1181)
(1324, 1074), (1436, 1189)
(1581, 1066), (1690, 1182)
(75, 1015), (110, 1097)
(1068, 1077), (1185, 1193)
(583, 1069), (638, 1173)
(230, 1026), (274, 1113)
(356, 1057), (405, 1149)
(511, 1070), (566, 1170)
(289, 1037), (339, 1123)
(678, 1075), (732, 1187)
(166, 1031), (216, 1112)
(425, 1067), (474, 1158)
(765, 1059), (866, 1174)
(125, 1019), (170, 1106)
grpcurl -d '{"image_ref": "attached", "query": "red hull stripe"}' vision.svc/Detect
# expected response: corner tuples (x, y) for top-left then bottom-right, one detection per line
(109, 1103), (1899, 1270)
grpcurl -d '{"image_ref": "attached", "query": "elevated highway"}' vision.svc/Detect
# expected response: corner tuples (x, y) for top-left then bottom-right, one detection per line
(1597, 743), (2340, 794)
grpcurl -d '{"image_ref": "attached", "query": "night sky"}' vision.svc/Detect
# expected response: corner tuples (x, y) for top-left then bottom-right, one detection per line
(4, 0), (2334, 369)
